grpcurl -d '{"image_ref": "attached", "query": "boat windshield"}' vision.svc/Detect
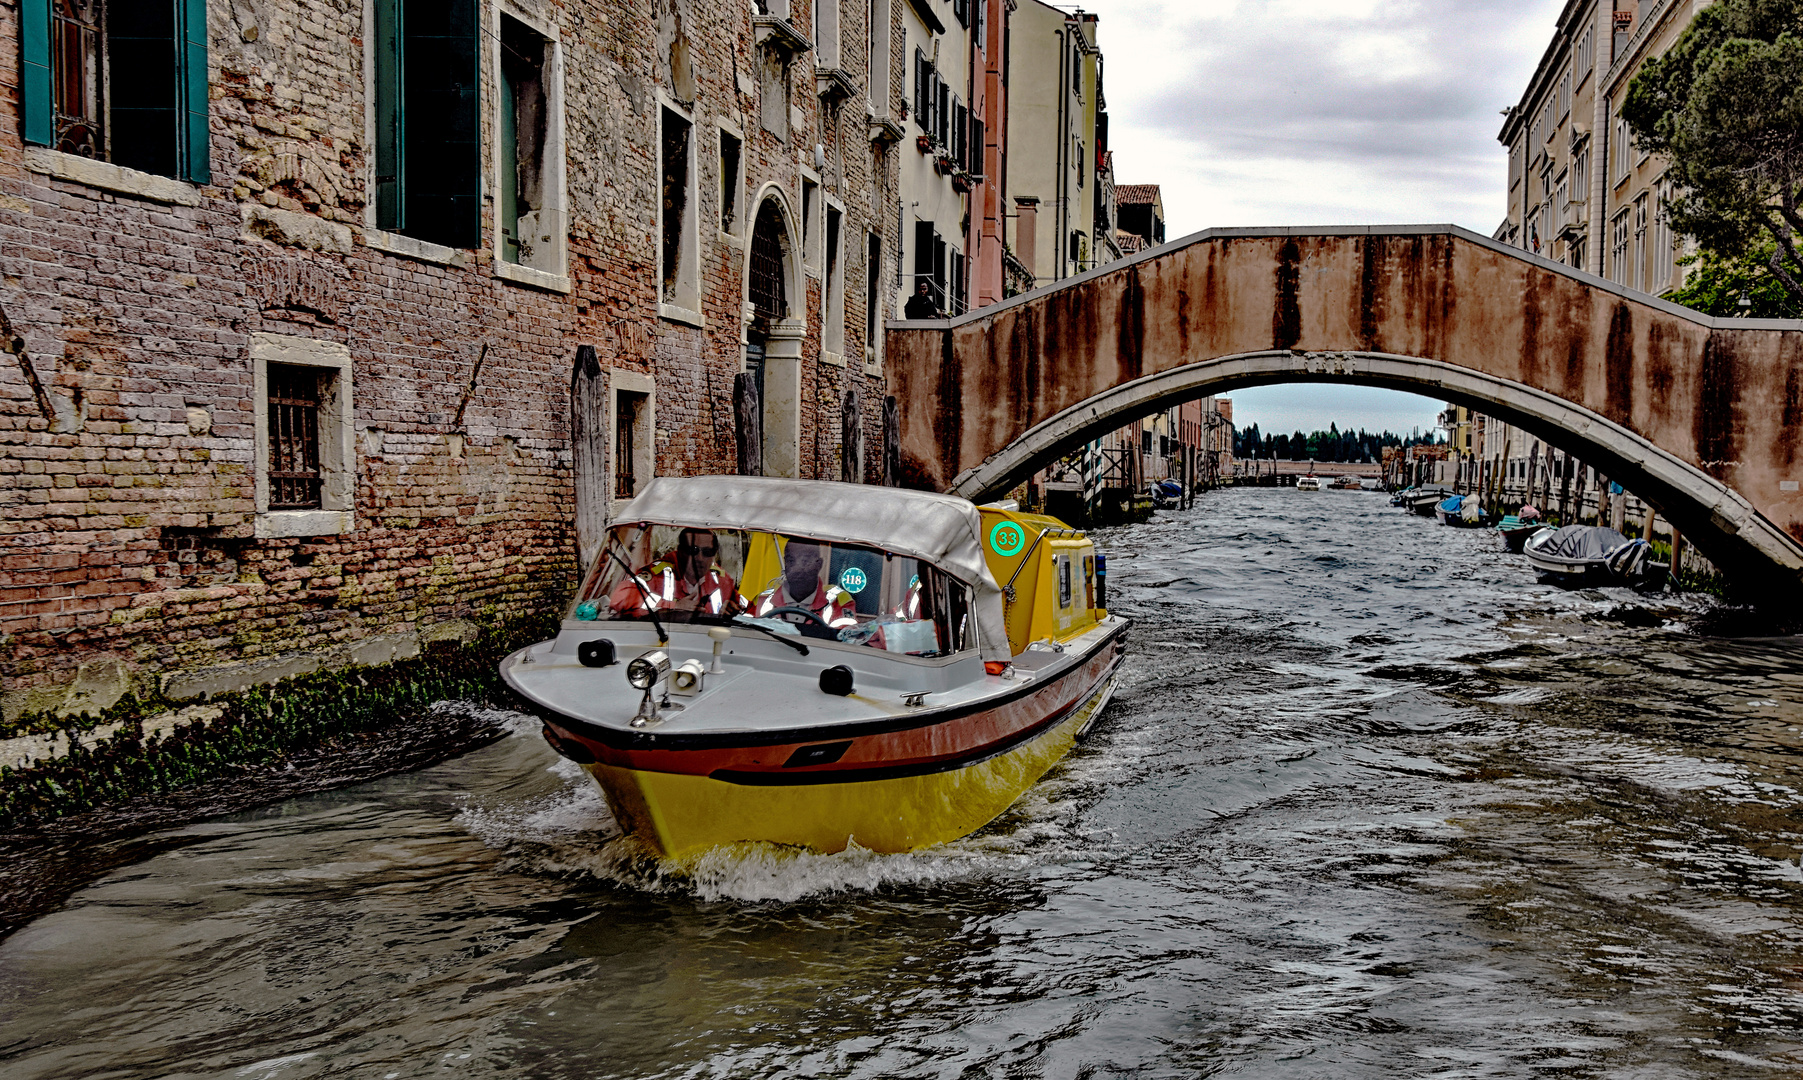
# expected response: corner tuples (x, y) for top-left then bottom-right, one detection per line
(569, 524), (975, 657)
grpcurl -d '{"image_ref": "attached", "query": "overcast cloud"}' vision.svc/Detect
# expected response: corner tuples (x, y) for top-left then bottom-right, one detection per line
(1064, 0), (1567, 435)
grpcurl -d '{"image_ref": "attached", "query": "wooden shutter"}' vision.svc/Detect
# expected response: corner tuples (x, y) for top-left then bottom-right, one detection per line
(373, 0), (404, 228)
(402, 0), (479, 249)
(109, 1), (179, 179)
(179, 0), (209, 183)
(21, 0), (51, 146)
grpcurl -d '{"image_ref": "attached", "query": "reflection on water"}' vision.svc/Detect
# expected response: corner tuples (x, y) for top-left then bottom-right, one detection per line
(2, 488), (1801, 1078)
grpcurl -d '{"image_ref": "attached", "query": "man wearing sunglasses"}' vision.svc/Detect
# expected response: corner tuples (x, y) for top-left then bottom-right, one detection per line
(610, 528), (742, 618)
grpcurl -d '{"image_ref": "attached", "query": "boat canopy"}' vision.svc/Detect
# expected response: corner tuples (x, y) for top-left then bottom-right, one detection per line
(615, 476), (1013, 662)
(1530, 525), (1631, 561)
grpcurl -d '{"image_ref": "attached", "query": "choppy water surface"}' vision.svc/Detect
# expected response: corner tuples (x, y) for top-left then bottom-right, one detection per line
(4, 487), (1803, 1078)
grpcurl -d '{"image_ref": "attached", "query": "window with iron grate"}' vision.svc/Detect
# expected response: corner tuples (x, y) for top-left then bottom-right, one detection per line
(750, 200), (789, 320)
(266, 364), (325, 510)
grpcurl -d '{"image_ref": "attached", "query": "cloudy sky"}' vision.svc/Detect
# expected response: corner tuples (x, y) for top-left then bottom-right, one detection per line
(1070, 0), (1567, 436)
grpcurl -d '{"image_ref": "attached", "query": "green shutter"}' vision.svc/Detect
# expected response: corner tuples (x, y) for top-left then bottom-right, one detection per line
(373, 0), (404, 229)
(401, 0), (480, 249)
(179, 0), (210, 184)
(21, 0), (51, 146)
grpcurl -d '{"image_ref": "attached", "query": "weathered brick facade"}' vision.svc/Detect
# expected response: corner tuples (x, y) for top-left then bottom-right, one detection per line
(0, 0), (904, 721)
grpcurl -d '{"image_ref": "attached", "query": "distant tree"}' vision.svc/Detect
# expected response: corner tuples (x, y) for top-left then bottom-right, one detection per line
(1665, 240), (1803, 317)
(1622, 0), (1803, 304)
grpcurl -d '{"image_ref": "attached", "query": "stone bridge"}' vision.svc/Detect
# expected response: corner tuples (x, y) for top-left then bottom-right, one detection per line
(884, 226), (1803, 596)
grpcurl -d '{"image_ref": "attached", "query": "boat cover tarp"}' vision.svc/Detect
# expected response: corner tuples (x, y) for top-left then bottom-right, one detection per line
(615, 476), (1013, 661)
(1528, 525), (1630, 562)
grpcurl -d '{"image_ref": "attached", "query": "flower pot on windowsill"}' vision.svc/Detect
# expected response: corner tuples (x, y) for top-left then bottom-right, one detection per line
(917, 134), (934, 153)
(950, 173), (972, 193)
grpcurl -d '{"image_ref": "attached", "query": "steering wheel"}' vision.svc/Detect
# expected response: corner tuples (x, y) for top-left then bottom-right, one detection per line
(762, 604), (840, 640)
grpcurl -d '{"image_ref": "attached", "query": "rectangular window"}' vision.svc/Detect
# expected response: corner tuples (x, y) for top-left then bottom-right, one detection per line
(373, 0), (480, 247)
(866, 231), (882, 362)
(814, 0), (840, 68)
(1633, 193), (1648, 292)
(936, 79), (950, 147)
(953, 0), (969, 29)
(802, 176), (820, 268)
(914, 49), (929, 130)
(661, 105), (693, 302)
(1652, 178), (1675, 291)
(970, 115), (986, 177)
(1558, 70), (1571, 122)
(951, 97), (967, 167)
(23, 0), (209, 183)
(1613, 114), (1632, 182)
(1609, 208), (1630, 284)
(948, 247), (964, 316)
(719, 128), (742, 233)
(868, 0), (891, 115)
(267, 365), (324, 511)
(1576, 27), (1593, 83)
(913, 220), (934, 296)
(824, 205), (844, 354)
(498, 15), (552, 269)
(615, 390), (647, 501)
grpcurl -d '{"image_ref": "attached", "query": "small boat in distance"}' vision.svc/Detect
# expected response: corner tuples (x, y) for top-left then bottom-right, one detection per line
(1330, 475), (1363, 490)
(1435, 494), (1487, 527)
(1295, 475), (1325, 491)
(1406, 488), (1451, 516)
(503, 477), (1128, 860)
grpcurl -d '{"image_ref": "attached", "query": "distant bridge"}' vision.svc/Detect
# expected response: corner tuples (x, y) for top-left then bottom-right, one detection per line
(885, 225), (1803, 596)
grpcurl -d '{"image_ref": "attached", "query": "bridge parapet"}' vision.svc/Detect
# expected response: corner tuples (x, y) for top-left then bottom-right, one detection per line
(885, 225), (1803, 595)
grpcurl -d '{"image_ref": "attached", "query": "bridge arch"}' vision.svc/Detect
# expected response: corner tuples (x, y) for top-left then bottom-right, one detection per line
(885, 226), (1803, 598)
(948, 349), (1803, 593)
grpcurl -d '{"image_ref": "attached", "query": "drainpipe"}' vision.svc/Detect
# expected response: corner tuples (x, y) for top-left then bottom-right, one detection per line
(1055, 26), (1067, 280)
(1588, 0), (1609, 277)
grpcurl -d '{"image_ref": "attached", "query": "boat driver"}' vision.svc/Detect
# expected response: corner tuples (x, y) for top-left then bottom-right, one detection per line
(751, 539), (856, 629)
(610, 528), (742, 617)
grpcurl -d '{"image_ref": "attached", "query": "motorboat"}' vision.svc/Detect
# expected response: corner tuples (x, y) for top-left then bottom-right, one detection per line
(1496, 514), (1551, 553)
(1149, 478), (1184, 509)
(1406, 488), (1451, 516)
(502, 476), (1129, 860)
(1330, 475), (1363, 490)
(1522, 524), (1661, 586)
(1295, 476), (1324, 491)
(1434, 494), (1486, 527)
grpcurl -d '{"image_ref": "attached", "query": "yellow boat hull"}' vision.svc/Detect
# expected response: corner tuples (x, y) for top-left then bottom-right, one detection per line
(589, 673), (1116, 859)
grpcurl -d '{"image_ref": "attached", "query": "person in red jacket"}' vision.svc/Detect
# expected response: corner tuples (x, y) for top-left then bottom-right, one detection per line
(610, 529), (741, 617)
(750, 539), (855, 628)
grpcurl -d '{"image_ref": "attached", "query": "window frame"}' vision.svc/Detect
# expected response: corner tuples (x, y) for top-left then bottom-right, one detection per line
(607, 370), (657, 518)
(717, 120), (746, 242)
(490, 2), (569, 293)
(657, 93), (703, 324)
(252, 333), (355, 540)
(821, 198), (847, 362)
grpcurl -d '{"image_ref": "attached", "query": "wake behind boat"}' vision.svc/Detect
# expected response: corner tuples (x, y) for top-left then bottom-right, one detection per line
(502, 477), (1127, 859)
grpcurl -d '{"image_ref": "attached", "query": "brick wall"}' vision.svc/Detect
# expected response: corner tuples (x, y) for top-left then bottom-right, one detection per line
(0, 0), (900, 721)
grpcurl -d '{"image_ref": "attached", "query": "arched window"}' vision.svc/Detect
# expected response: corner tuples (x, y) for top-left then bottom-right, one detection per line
(749, 199), (788, 321)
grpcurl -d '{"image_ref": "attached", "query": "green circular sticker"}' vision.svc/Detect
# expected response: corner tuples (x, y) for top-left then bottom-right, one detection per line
(989, 520), (1027, 557)
(839, 566), (869, 594)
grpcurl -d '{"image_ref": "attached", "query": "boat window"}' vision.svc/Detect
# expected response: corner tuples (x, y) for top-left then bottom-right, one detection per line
(569, 525), (974, 656)
(1057, 555), (1073, 609)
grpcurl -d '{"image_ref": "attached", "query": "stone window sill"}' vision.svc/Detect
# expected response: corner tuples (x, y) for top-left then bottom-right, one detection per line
(23, 148), (200, 206)
(363, 228), (468, 267)
(496, 260), (573, 294)
(819, 349), (846, 368)
(659, 302), (705, 328)
(255, 509), (353, 539)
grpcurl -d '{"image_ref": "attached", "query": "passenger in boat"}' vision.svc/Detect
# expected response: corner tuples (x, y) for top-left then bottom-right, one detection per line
(751, 539), (856, 628)
(609, 528), (742, 617)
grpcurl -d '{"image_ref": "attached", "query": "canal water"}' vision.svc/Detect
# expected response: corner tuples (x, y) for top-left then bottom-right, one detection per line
(3, 487), (1801, 1078)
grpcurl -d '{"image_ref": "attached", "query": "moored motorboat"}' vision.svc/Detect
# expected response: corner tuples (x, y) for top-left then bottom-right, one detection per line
(1406, 488), (1450, 516)
(1522, 524), (1661, 586)
(1434, 494), (1486, 527)
(1330, 475), (1363, 490)
(1295, 475), (1324, 491)
(502, 477), (1128, 860)
(1496, 514), (1551, 553)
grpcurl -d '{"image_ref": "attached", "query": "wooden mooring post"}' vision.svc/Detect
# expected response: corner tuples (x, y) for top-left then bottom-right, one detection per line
(734, 372), (762, 476)
(570, 345), (606, 571)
